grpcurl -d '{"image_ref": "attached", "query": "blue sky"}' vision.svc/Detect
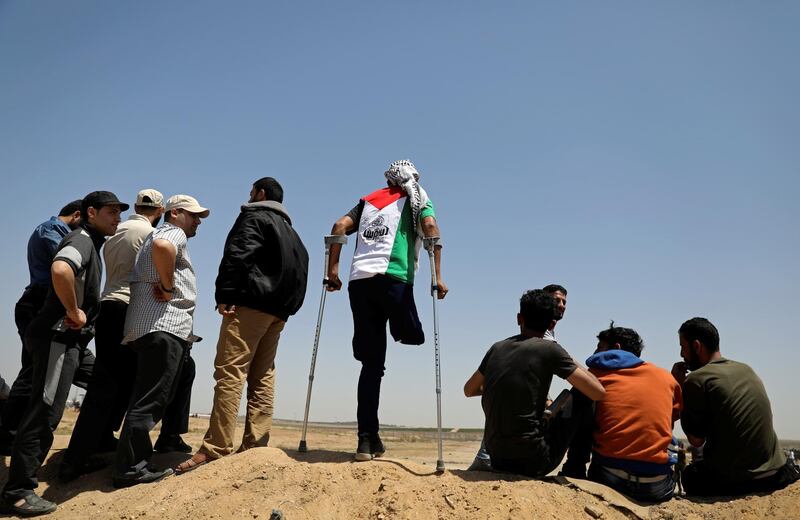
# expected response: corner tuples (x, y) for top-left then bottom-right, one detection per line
(1, 1), (798, 438)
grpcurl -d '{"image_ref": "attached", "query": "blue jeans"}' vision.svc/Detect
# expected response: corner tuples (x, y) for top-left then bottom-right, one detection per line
(588, 463), (675, 503)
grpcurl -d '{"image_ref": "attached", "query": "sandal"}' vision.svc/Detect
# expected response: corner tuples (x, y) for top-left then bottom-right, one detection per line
(0, 492), (57, 516)
(175, 452), (212, 475)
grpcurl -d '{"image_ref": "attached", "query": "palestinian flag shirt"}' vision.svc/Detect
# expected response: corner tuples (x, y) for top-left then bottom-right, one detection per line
(346, 186), (435, 285)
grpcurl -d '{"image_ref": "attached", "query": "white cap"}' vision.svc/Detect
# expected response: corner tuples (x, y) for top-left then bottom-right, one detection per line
(135, 189), (164, 208)
(165, 194), (210, 218)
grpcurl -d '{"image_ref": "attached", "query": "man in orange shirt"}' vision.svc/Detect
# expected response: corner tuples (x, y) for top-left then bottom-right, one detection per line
(563, 323), (682, 502)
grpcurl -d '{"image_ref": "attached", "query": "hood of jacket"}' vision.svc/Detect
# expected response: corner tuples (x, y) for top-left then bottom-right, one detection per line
(586, 350), (644, 371)
(240, 200), (292, 225)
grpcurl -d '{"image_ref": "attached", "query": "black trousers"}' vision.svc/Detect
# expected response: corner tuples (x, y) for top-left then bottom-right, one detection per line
(114, 331), (188, 477)
(683, 458), (800, 496)
(348, 276), (424, 435)
(63, 300), (136, 467)
(160, 350), (194, 436)
(490, 389), (595, 478)
(2, 327), (95, 499)
(0, 286), (49, 438)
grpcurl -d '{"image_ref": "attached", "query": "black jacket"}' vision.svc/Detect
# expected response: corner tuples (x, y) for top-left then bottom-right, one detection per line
(215, 201), (309, 321)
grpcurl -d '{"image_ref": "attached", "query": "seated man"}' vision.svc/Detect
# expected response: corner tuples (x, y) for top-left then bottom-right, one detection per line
(564, 323), (682, 502)
(464, 289), (605, 477)
(672, 317), (800, 496)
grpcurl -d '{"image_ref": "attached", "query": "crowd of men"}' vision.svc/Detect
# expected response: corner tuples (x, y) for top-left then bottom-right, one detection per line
(0, 160), (797, 516)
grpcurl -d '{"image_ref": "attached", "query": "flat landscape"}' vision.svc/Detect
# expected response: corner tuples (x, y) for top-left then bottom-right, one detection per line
(0, 410), (797, 519)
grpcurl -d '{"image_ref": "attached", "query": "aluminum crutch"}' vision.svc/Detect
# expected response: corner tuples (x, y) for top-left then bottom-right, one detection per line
(298, 234), (348, 452)
(423, 236), (445, 472)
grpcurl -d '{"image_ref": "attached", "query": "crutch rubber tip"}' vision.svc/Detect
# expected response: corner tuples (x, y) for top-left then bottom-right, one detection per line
(298, 441), (308, 453)
(436, 461), (445, 473)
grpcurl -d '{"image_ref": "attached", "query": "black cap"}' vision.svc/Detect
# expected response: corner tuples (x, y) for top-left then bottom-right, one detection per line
(81, 191), (130, 218)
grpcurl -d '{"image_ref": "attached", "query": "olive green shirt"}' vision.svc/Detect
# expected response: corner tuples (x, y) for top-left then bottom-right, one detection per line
(682, 358), (785, 481)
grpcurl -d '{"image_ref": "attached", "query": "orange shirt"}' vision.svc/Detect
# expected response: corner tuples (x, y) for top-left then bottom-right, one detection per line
(590, 362), (682, 464)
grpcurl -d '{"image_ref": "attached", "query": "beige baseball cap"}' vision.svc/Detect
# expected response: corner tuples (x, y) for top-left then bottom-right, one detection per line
(165, 194), (210, 218)
(135, 189), (164, 208)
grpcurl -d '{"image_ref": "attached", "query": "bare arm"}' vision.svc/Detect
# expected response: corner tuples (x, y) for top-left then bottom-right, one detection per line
(420, 216), (447, 299)
(51, 260), (85, 329)
(464, 370), (485, 397)
(326, 215), (356, 291)
(566, 366), (606, 401)
(152, 238), (177, 302)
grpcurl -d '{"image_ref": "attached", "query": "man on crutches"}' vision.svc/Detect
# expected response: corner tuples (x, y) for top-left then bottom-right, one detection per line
(326, 159), (447, 462)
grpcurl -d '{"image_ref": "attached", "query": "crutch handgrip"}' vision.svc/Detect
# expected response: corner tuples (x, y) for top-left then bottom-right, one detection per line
(324, 234), (348, 246)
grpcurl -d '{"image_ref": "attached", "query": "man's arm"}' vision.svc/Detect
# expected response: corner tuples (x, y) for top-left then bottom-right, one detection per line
(464, 370), (485, 397)
(420, 216), (447, 299)
(152, 238), (177, 302)
(326, 215), (356, 292)
(51, 260), (86, 329)
(566, 366), (606, 401)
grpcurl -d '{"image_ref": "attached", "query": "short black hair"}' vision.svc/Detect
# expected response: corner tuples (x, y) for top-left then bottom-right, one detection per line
(542, 284), (567, 296)
(253, 177), (283, 203)
(679, 317), (720, 353)
(58, 200), (82, 217)
(519, 289), (557, 332)
(597, 321), (644, 357)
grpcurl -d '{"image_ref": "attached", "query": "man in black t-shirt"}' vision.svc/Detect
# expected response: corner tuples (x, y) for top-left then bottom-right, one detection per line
(464, 289), (605, 477)
(1, 191), (127, 517)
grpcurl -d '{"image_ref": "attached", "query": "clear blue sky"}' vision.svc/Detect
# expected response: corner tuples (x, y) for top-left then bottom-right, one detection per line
(1, 1), (798, 438)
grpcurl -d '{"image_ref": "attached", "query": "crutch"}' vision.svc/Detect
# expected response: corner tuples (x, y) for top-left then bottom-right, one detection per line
(298, 234), (348, 452)
(423, 236), (445, 472)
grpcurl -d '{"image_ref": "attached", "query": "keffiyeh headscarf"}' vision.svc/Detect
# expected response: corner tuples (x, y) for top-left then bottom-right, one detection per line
(384, 159), (427, 235)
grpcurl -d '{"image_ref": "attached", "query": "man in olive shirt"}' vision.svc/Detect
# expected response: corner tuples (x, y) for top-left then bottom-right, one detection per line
(672, 317), (799, 496)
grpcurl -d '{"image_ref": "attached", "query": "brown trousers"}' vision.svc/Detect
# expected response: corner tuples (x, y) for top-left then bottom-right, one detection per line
(200, 306), (285, 459)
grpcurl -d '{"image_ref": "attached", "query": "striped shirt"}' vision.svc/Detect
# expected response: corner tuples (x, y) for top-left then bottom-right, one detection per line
(123, 222), (198, 344)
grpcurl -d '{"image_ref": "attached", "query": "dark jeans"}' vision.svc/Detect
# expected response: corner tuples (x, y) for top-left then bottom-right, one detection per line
(160, 350), (195, 436)
(588, 463), (676, 502)
(0, 286), (48, 439)
(64, 300), (136, 467)
(114, 331), (188, 477)
(348, 276), (424, 434)
(490, 389), (594, 478)
(2, 329), (95, 499)
(683, 458), (800, 497)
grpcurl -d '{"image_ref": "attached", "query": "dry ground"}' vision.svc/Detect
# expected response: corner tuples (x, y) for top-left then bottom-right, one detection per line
(0, 411), (798, 519)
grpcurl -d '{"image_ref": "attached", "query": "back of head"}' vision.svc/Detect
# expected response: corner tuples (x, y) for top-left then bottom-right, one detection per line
(519, 289), (557, 332)
(542, 283), (567, 296)
(679, 317), (720, 353)
(597, 321), (644, 357)
(59, 200), (82, 217)
(253, 177), (284, 203)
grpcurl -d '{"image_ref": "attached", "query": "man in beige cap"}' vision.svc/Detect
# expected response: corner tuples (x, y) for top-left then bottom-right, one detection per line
(59, 189), (166, 481)
(112, 195), (209, 488)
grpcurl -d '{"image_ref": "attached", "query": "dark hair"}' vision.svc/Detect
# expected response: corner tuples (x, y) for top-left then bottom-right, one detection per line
(253, 177), (283, 203)
(58, 200), (82, 217)
(679, 317), (720, 353)
(519, 289), (557, 332)
(597, 321), (644, 357)
(542, 284), (567, 296)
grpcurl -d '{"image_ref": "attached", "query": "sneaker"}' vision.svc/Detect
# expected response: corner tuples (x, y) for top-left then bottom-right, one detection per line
(355, 433), (385, 461)
(112, 465), (174, 489)
(0, 492), (57, 516)
(154, 434), (192, 453)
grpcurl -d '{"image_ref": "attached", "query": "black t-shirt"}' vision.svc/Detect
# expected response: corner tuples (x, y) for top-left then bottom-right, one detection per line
(479, 334), (577, 460)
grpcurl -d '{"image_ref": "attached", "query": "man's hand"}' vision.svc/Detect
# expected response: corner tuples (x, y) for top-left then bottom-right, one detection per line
(435, 280), (448, 300)
(152, 283), (173, 302)
(326, 272), (342, 292)
(217, 304), (237, 316)
(64, 308), (87, 330)
(671, 361), (689, 386)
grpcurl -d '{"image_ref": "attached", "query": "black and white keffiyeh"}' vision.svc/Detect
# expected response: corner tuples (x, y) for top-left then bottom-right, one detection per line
(384, 159), (428, 235)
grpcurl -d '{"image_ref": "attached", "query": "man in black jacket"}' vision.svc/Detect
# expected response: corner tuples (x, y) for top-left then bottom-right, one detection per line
(176, 177), (308, 473)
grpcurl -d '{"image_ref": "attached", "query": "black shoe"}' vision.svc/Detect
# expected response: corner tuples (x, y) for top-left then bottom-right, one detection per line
(0, 492), (57, 516)
(113, 465), (174, 489)
(154, 434), (192, 453)
(355, 433), (385, 461)
(58, 456), (109, 483)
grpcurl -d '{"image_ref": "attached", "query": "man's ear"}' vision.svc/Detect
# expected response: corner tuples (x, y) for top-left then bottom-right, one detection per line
(613, 342), (622, 350)
(691, 339), (704, 356)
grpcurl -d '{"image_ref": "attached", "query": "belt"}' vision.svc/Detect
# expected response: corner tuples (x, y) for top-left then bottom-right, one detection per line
(602, 466), (671, 484)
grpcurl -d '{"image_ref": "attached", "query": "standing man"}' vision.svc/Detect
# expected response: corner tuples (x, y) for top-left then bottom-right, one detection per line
(60, 189), (165, 481)
(0, 192), (127, 517)
(0, 200), (82, 453)
(113, 195), (209, 488)
(176, 177), (308, 473)
(672, 317), (799, 496)
(463, 289), (605, 478)
(326, 160), (447, 461)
